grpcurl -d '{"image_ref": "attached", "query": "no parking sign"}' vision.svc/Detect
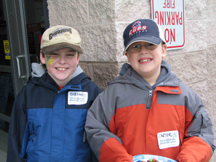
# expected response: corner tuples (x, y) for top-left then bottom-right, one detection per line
(151, 0), (185, 50)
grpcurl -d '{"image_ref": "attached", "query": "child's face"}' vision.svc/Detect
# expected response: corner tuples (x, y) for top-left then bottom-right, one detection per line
(125, 41), (167, 82)
(40, 48), (80, 86)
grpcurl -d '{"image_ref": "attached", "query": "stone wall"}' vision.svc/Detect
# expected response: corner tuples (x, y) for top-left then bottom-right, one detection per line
(47, 0), (216, 161)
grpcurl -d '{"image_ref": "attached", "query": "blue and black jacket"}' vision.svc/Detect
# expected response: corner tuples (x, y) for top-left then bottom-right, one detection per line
(7, 69), (101, 162)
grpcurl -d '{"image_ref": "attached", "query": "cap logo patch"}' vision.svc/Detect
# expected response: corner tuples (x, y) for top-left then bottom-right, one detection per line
(49, 27), (72, 40)
(129, 21), (147, 37)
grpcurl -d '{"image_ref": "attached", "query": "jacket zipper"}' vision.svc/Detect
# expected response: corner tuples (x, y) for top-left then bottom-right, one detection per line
(146, 90), (152, 109)
(32, 124), (36, 141)
(83, 130), (86, 142)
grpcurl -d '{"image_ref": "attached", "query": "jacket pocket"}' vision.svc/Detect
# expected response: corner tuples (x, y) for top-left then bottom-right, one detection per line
(26, 123), (37, 153)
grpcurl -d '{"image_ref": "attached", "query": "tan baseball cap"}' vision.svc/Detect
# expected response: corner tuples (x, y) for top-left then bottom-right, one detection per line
(40, 25), (83, 54)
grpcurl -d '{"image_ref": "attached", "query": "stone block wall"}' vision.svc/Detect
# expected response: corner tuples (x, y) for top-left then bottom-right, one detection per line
(47, 0), (216, 161)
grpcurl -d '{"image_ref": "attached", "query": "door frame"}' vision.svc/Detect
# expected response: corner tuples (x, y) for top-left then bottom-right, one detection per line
(2, 0), (49, 96)
(0, 0), (49, 127)
(3, 0), (30, 95)
(0, 0), (49, 141)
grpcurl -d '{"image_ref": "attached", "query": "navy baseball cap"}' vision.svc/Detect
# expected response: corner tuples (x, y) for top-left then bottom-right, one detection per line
(123, 19), (166, 54)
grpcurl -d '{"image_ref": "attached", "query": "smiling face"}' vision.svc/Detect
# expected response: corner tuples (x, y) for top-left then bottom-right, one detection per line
(125, 41), (167, 85)
(40, 48), (80, 86)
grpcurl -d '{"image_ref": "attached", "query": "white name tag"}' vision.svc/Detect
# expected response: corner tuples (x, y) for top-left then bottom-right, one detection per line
(68, 91), (88, 105)
(157, 130), (179, 149)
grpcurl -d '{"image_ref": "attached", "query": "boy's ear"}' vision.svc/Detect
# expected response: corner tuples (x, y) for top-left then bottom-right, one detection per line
(162, 44), (167, 58)
(125, 52), (131, 63)
(40, 50), (46, 64)
(76, 52), (80, 64)
(77, 55), (80, 64)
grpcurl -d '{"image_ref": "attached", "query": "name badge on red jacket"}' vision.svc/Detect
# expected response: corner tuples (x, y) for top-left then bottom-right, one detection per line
(157, 130), (180, 149)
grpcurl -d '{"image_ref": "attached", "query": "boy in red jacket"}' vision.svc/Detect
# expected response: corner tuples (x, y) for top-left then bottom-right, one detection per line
(85, 19), (215, 162)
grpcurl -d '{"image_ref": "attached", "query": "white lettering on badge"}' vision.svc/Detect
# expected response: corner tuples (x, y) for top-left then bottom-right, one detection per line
(157, 130), (179, 149)
(68, 91), (88, 105)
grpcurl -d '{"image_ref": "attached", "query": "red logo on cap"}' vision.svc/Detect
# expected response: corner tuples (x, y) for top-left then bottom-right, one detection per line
(129, 21), (147, 36)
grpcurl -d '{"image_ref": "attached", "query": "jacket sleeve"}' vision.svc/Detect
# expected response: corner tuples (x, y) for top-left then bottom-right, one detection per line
(85, 89), (133, 162)
(176, 91), (215, 162)
(7, 88), (27, 162)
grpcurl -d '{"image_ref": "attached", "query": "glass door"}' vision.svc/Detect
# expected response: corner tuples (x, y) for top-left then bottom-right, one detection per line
(0, 0), (48, 160)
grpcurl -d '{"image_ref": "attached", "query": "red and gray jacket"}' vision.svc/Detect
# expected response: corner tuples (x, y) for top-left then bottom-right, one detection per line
(85, 61), (215, 162)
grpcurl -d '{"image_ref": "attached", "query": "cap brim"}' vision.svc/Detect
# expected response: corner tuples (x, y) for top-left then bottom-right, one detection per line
(42, 42), (83, 54)
(123, 35), (162, 55)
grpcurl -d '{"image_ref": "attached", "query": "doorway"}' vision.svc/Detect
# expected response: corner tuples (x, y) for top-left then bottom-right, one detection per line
(0, 0), (48, 161)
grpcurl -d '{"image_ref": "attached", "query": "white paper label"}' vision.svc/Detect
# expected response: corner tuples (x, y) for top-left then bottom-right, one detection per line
(68, 91), (88, 105)
(157, 130), (179, 149)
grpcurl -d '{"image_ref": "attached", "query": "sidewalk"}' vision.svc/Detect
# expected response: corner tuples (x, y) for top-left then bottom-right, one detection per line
(0, 149), (6, 162)
(0, 130), (7, 162)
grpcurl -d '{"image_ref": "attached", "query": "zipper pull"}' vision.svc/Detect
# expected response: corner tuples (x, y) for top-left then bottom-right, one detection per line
(146, 90), (152, 109)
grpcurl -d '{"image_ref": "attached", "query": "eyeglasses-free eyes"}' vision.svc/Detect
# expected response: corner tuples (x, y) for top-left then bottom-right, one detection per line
(127, 43), (159, 53)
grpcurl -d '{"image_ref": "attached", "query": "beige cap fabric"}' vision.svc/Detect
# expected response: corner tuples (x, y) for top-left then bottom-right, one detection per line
(41, 25), (83, 54)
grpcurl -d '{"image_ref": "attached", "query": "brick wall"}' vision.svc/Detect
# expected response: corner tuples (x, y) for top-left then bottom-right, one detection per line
(47, 0), (216, 161)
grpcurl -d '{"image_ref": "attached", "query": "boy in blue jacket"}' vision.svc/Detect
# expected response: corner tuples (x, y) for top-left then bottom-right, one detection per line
(7, 25), (101, 162)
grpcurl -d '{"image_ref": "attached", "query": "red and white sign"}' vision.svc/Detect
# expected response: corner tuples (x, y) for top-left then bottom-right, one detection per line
(151, 0), (185, 50)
